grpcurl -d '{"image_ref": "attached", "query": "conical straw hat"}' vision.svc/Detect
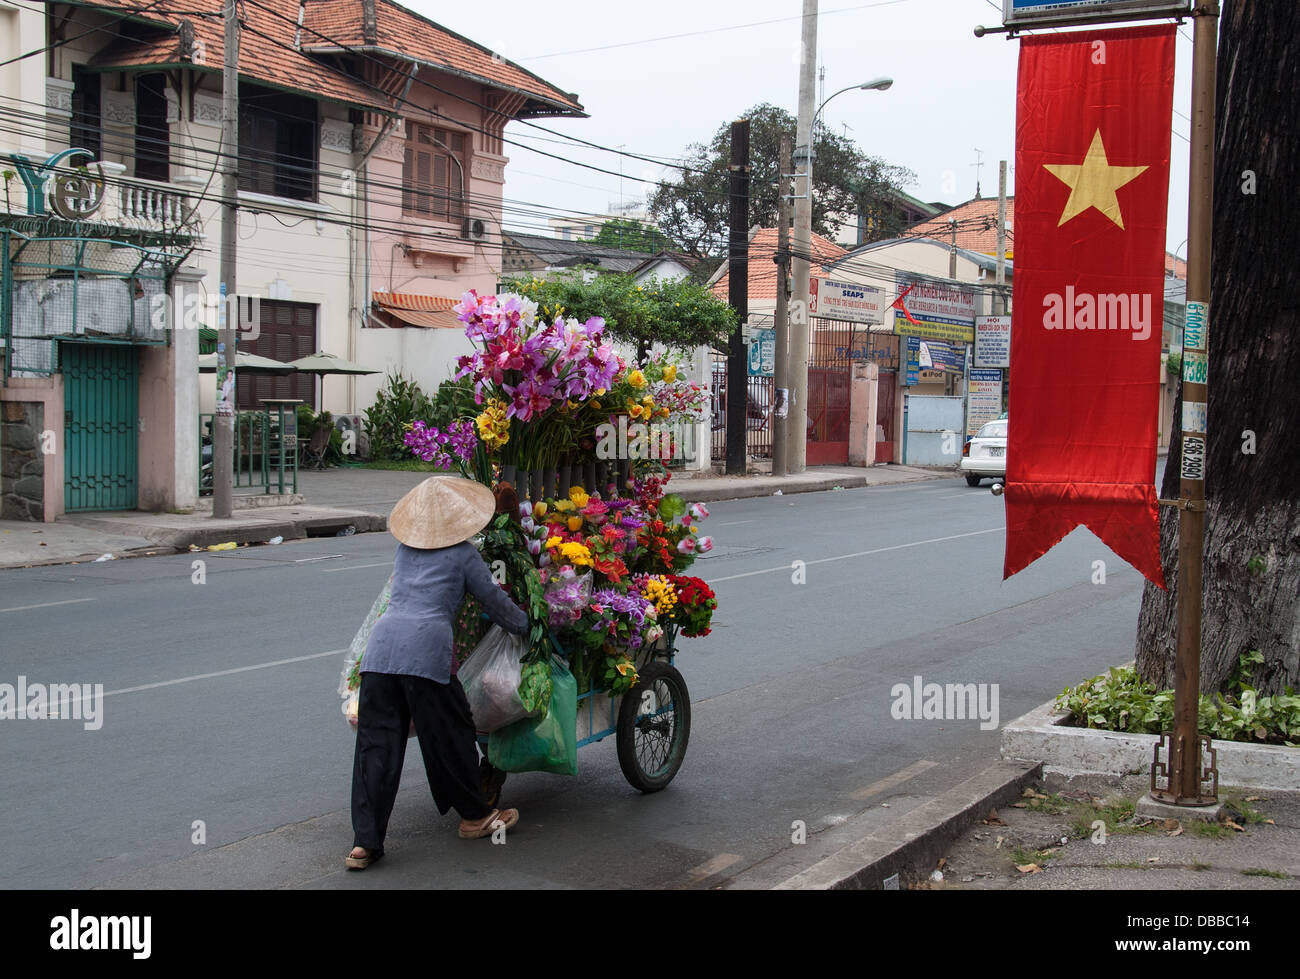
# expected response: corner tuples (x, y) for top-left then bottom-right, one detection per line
(388, 476), (496, 550)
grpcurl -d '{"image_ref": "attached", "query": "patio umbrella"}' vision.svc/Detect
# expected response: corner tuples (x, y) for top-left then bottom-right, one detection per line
(287, 350), (381, 407)
(197, 351), (296, 374)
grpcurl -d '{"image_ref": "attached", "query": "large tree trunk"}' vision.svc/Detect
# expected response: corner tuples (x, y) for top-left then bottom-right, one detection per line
(1136, 0), (1300, 695)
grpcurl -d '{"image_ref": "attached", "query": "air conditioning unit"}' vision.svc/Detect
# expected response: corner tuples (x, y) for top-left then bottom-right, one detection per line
(461, 214), (490, 242)
(334, 413), (368, 459)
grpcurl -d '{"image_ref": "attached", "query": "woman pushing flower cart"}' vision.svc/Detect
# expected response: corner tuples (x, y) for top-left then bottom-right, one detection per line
(338, 285), (722, 868)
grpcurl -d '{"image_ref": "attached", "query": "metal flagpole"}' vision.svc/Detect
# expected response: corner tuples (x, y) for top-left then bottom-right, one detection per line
(1153, 0), (1218, 807)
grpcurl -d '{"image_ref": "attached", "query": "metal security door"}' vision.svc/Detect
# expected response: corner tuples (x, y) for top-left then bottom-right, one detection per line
(63, 343), (138, 511)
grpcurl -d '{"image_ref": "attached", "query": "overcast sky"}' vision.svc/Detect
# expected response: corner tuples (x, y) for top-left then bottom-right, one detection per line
(416, 0), (1196, 256)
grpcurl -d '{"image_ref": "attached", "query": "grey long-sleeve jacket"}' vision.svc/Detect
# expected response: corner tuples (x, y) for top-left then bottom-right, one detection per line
(362, 541), (530, 684)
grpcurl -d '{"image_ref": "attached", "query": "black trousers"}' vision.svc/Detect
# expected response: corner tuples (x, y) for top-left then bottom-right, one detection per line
(351, 672), (492, 851)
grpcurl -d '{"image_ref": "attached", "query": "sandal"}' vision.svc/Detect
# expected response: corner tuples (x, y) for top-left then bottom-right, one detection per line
(345, 846), (384, 870)
(458, 808), (519, 840)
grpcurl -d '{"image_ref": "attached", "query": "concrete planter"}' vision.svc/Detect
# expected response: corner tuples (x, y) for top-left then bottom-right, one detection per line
(1002, 699), (1300, 792)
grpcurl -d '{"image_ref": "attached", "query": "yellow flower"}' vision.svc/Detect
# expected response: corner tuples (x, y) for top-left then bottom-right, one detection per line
(545, 536), (562, 549)
(615, 660), (638, 679)
(662, 364), (678, 384)
(534, 502), (548, 518)
(629, 404), (646, 420)
(554, 499), (576, 513)
(595, 388), (606, 397)
(591, 400), (602, 410)
(567, 516), (583, 533)
(559, 542), (593, 567)
(569, 487), (589, 508)
(628, 370), (646, 390)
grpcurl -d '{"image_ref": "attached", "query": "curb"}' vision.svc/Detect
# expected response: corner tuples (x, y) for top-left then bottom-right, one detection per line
(682, 471), (945, 504)
(774, 760), (1042, 890)
(1, 510), (389, 569)
(1002, 700), (1300, 792)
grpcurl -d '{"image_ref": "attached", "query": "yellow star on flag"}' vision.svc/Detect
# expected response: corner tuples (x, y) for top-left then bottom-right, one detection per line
(1044, 130), (1149, 230)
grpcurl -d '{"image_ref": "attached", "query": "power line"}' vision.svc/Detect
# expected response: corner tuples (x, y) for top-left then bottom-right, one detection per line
(518, 0), (911, 60)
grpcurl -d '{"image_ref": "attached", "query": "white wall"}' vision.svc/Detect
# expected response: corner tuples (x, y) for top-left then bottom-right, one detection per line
(0, 3), (48, 160)
(353, 326), (477, 413)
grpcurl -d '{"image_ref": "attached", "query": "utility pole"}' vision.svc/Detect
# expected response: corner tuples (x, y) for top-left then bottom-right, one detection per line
(725, 119), (750, 476)
(787, 0), (818, 474)
(948, 217), (958, 280)
(995, 160), (1007, 315)
(772, 135), (793, 478)
(213, 0), (240, 520)
(1153, 0), (1219, 808)
(996, 159), (1009, 414)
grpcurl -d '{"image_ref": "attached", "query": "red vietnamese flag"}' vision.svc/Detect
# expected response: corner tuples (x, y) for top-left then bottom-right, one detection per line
(1005, 25), (1175, 588)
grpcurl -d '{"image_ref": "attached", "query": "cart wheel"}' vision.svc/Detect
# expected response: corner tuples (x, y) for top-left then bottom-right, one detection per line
(616, 661), (690, 793)
(479, 757), (507, 809)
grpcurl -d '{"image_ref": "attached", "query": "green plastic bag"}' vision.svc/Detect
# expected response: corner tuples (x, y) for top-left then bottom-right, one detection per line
(488, 656), (577, 775)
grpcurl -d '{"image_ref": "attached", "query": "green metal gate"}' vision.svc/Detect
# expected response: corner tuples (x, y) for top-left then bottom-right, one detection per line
(62, 343), (139, 511)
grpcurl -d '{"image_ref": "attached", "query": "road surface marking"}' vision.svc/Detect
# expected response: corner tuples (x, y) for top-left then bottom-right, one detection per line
(717, 520), (756, 527)
(0, 597), (97, 614)
(688, 853), (742, 881)
(322, 562), (392, 574)
(294, 554), (344, 564)
(850, 759), (939, 801)
(101, 649), (345, 699)
(935, 492), (985, 500)
(706, 527), (1003, 584)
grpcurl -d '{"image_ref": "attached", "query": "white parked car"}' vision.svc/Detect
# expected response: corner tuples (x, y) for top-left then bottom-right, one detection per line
(961, 418), (1007, 486)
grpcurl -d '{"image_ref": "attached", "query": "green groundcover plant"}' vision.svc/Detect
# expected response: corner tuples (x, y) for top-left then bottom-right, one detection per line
(1056, 652), (1300, 747)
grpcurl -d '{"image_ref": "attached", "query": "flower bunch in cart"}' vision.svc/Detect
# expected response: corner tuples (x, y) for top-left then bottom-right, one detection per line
(400, 288), (719, 703)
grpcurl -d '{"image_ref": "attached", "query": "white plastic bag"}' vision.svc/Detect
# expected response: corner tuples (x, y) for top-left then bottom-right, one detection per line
(459, 625), (530, 733)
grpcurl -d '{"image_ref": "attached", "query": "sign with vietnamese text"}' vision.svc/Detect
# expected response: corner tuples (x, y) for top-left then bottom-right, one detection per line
(968, 369), (1004, 435)
(810, 277), (884, 325)
(975, 315), (1012, 368)
(905, 336), (966, 380)
(891, 273), (976, 344)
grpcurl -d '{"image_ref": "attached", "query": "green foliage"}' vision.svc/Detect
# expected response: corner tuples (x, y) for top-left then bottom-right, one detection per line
(648, 103), (918, 257)
(294, 405), (344, 465)
(428, 376), (478, 429)
(590, 218), (675, 253)
(363, 372), (432, 461)
(1055, 653), (1300, 746)
(1165, 351), (1183, 374)
(507, 272), (737, 353)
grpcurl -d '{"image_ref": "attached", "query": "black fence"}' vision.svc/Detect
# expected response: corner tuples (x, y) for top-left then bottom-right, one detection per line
(710, 352), (775, 463)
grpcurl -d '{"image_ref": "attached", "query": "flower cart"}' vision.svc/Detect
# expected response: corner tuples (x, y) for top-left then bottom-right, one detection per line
(340, 287), (717, 799)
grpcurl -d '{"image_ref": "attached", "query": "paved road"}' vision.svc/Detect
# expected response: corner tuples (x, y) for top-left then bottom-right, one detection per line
(0, 473), (1159, 889)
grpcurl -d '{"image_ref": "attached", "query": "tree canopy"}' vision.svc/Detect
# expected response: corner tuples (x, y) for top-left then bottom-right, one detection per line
(504, 272), (738, 354)
(647, 103), (918, 257)
(590, 218), (675, 253)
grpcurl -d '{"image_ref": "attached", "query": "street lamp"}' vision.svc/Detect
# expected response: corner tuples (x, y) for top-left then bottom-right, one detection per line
(788, 74), (893, 474)
(800, 77), (895, 184)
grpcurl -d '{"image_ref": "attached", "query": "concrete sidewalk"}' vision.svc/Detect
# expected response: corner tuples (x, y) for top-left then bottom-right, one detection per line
(0, 462), (947, 569)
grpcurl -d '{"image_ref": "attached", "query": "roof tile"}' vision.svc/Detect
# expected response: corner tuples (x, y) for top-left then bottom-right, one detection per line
(711, 228), (847, 303)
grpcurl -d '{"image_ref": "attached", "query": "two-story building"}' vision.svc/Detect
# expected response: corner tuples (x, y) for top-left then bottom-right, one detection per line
(1, 0), (582, 520)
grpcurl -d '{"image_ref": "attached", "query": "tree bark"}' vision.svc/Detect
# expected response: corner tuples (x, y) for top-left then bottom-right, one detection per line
(1136, 0), (1300, 695)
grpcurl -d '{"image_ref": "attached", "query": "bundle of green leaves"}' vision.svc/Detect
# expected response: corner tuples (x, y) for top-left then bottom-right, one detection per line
(1055, 652), (1300, 746)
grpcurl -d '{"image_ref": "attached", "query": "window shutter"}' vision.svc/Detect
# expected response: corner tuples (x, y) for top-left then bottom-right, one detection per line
(403, 146), (414, 212)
